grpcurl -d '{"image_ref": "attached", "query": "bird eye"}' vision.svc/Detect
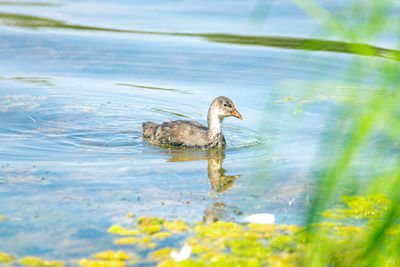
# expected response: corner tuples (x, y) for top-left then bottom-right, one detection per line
(223, 103), (227, 107)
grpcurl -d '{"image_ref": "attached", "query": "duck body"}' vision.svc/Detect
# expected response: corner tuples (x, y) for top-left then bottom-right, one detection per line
(142, 96), (242, 148)
(143, 120), (224, 148)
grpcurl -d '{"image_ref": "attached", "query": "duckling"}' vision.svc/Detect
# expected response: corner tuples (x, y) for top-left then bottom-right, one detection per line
(142, 96), (242, 148)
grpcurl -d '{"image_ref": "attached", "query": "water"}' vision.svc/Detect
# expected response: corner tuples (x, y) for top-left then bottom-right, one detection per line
(0, 0), (396, 264)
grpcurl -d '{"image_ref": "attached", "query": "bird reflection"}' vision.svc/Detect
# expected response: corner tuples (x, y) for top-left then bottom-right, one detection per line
(161, 147), (242, 224)
(203, 202), (226, 224)
(206, 148), (241, 193)
(166, 147), (241, 193)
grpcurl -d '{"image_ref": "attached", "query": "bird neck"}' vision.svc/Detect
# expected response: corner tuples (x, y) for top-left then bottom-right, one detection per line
(207, 107), (223, 139)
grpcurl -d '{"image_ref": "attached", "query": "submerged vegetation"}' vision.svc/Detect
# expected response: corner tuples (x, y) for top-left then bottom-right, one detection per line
(1, 194), (398, 266)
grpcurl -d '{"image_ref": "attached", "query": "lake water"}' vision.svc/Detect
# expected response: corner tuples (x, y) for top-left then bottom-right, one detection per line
(0, 0), (397, 265)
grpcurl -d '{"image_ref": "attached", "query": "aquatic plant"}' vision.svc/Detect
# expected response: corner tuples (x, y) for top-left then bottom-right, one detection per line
(0, 250), (14, 263)
(273, 0), (400, 266)
(1, 196), (399, 266)
(18, 256), (64, 267)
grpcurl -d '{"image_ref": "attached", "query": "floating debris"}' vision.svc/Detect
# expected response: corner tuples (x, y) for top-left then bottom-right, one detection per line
(170, 244), (191, 262)
(243, 213), (276, 225)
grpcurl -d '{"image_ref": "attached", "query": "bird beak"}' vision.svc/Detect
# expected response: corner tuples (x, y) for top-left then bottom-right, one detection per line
(231, 107), (243, 120)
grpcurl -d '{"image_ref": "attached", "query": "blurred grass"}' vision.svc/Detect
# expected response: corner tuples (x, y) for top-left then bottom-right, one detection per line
(280, 0), (400, 266)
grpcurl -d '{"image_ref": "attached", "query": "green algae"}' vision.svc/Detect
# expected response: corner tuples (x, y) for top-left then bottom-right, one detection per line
(153, 232), (173, 239)
(1, 194), (398, 266)
(321, 193), (392, 220)
(114, 237), (139, 245)
(78, 259), (126, 267)
(194, 221), (245, 239)
(163, 220), (188, 233)
(146, 194), (399, 267)
(107, 225), (141, 236)
(78, 250), (138, 267)
(136, 216), (164, 234)
(139, 236), (156, 247)
(145, 218), (301, 267)
(91, 251), (133, 261)
(18, 256), (64, 267)
(0, 250), (14, 263)
(137, 224), (162, 235)
(108, 217), (187, 249)
(150, 248), (173, 261)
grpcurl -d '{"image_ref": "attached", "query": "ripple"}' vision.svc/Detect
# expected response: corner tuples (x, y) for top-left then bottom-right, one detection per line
(224, 126), (263, 151)
(0, 94), (46, 112)
(68, 129), (141, 148)
(116, 83), (193, 95)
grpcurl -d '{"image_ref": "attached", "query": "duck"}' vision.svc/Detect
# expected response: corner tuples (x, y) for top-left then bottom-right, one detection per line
(142, 96), (242, 148)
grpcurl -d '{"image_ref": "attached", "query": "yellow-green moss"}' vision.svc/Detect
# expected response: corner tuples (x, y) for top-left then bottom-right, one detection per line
(321, 194), (391, 220)
(107, 225), (141, 236)
(194, 221), (245, 239)
(136, 217), (164, 234)
(269, 235), (294, 251)
(18, 256), (64, 267)
(114, 237), (139, 245)
(91, 250), (132, 261)
(136, 216), (164, 226)
(163, 220), (188, 232)
(78, 259), (126, 267)
(0, 250), (14, 263)
(10, 193), (397, 267)
(138, 236), (157, 248)
(153, 232), (173, 239)
(150, 248), (173, 261)
(138, 224), (162, 234)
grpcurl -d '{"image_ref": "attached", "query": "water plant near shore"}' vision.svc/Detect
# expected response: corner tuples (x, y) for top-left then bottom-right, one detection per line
(1, 193), (397, 266)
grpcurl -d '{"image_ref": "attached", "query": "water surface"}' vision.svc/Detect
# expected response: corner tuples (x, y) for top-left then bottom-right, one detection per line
(0, 0), (397, 264)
